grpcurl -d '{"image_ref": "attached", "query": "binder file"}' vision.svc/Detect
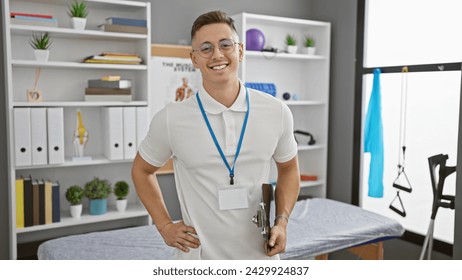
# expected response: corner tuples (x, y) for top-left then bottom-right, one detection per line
(47, 107), (65, 164)
(30, 108), (48, 165)
(51, 182), (60, 223)
(123, 107), (137, 159)
(13, 108), (32, 166)
(136, 106), (149, 148)
(102, 107), (124, 160)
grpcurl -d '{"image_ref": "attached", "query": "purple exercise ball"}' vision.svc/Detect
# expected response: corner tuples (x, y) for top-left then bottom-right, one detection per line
(246, 28), (265, 51)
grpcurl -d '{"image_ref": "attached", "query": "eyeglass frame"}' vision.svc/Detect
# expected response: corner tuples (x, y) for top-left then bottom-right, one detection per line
(191, 38), (241, 58)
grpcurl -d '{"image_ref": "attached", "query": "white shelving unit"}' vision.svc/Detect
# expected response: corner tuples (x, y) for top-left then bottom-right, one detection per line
(232, 13), (330, 198)
(2, 0), (151, 259)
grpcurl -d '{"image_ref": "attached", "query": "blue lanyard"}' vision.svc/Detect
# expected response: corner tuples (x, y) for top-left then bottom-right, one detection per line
(196, 87), (250, 185)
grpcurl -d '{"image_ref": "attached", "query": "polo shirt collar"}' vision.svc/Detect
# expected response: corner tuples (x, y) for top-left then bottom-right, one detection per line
(198, 81), (247, 114)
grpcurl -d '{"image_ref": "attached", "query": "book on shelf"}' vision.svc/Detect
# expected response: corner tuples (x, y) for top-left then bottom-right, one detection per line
(23, 176), (33, 227)
(10, 17), (58, 27)
(106, 17), (147, 27)
(85, 87), (131, 95)
(102, 75), (121, 81)
(98, 23), (148, 34)
(88, 79), (132, 89)
(85, 94), (132, 102)
(38, 179), (46, 225)
(51, 182), (60, 223)
(88, 55), (142, 63)
(32, 180), (39, 226)
(15, 178), (25, 229)
(10, 12), (53, 19)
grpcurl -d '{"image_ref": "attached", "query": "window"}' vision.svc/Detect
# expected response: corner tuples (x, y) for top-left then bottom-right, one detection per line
(358, 0), (462, 248)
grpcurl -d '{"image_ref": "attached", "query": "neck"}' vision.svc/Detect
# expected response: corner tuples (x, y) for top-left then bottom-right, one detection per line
(203, 79), (240, 107)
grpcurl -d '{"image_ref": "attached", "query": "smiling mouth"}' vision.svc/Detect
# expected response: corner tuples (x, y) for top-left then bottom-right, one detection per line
(209, 64), (228, 70)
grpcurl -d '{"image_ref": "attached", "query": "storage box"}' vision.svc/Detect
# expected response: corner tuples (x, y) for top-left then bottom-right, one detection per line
(151, 44), (191, 58)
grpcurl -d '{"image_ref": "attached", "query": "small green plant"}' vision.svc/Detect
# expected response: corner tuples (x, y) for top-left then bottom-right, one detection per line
(285, 34), (297, 46)
(29, 32), (52, 50)
(68, 1), (88, 18)
(65, 185), (84, 205)
(84, 177), (112, 200)
(114, 181), (129, 200)
(304, 35), (315, 47)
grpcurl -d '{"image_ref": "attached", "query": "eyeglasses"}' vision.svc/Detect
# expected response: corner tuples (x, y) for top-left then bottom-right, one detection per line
(191, 39), (240, 58)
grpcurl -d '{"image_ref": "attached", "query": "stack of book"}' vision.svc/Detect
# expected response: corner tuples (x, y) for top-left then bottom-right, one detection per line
(83, 52), (142, 65)
(10, 12), (58, 27)
(85, 77), (132, 102)
(98, 17), (147, 34)
(16, 177), (60, 228)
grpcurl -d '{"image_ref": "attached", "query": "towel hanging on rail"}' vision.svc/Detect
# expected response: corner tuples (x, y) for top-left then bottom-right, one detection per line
(364, 68), (384, 198)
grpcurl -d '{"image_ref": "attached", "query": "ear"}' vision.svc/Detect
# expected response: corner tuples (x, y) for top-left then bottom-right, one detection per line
(190, 52), (199, 68)
(238, 43), (244, 62)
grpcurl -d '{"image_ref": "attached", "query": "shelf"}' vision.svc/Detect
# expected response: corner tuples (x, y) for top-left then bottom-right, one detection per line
(300, 180), (324, 188)
(245, 50), (326, 61)
(15, 155), (134, 170)
(10, 25), (148, 40)
(11, 60), (148, 70)
(18, 0), (148, 8)
(284, 100), (326, 106)
(16, 203), (148, 234)
(13, 101), (148, 107)
(297, 144), (325, 151)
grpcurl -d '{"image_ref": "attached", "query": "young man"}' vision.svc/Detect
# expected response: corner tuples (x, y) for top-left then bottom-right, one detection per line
(132, 10), (300, 260)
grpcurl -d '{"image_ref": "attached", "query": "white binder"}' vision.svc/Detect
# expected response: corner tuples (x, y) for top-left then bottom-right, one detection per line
(136, 106), (149, 148)
(30, 108), (48, 165)
(102, 107), (124, 160)
(13, 108), (32, 166)
(47, 107), (65, 164)
(123, 107), (137, 159)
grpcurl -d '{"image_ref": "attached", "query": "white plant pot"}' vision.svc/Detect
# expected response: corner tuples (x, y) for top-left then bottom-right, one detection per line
(72, 17), (87, 30)
(34, 49), (49, 62)
(303, 47), (316, 55)
(70, 204), (83, 219)
(116, 199), (128, 212)
(286, 45), (298, 54)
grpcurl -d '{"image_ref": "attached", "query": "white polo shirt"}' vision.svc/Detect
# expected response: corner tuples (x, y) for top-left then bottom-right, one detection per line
(139, 81), (297, 260)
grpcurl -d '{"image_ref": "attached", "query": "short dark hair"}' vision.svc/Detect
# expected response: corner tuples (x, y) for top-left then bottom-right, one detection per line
(191, 10), (237, 40)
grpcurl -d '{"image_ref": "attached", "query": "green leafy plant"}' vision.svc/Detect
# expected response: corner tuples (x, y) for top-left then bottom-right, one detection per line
(114, 181), (129, 200)
(65, 185), (84, 205)
(29, 32), (52, 50)
(84, 177), (112, 200)
(304, 35), (315, 47)
(68, 1), (88, 18)
(285, 34), (297, 46)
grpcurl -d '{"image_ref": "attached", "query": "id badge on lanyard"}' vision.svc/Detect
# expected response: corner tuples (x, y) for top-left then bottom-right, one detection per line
(218, 184), (250, 210)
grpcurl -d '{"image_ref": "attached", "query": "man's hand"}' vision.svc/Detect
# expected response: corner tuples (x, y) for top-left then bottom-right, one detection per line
(158, 220), (200, 252)
(266, 222), (287, 256)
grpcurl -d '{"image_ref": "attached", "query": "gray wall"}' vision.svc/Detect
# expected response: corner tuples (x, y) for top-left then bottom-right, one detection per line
(0, 1), (10, 259)
(310, 0), (357, 203)
(150, 0), (313, 44)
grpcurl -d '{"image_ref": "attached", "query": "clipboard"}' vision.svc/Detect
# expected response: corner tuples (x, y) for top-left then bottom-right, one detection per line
(252, 183), (273, 252)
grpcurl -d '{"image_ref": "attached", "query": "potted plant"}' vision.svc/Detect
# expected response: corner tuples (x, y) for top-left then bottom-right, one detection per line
(29, 32), (52, 62)
(65, 185), (84, 218)
(285, 34), (298, 54)
(114, 180), (130, 212)
(303, 35), (316, 55)
(84, 177), (112, 215)
(68, 1), (88, 30)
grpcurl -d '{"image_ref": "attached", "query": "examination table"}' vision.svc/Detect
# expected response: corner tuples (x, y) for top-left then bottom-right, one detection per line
(37, 198), (404, 260)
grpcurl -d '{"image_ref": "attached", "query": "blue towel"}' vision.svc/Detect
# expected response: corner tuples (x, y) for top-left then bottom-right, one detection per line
(364, 68), (384, 198)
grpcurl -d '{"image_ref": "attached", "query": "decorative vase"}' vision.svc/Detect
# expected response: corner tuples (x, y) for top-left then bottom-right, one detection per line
(303, 47), (316, 55)
(89, 199), (107, 215)
(116, 199), (127, 212)
(72, 17), (87, 30)
(34, 49), (49, 62)
(286, 45), (298, 54)
(70, 204), (82, 218)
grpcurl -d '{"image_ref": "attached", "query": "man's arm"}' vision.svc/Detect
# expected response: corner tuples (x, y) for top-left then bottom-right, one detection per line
(131, 152), (200, 252)
(266, 155), (300, 256)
